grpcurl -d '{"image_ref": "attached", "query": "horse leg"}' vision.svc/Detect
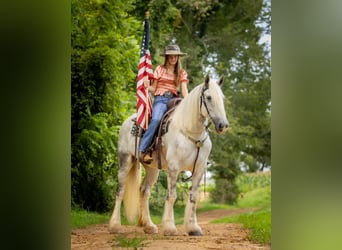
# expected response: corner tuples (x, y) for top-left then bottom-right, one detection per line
(162, 169), (178, 236)
(138, 167), (159, 234)
(184, 167), (205, 236)
(109, 152), (132, 233)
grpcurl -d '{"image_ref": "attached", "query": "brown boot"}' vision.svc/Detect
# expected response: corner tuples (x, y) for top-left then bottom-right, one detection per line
(139, 151), (153, 164)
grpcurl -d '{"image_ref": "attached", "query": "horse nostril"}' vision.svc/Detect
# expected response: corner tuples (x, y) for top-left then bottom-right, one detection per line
(216, 120), (229, 133)
(219, 123), (227, 130)
(218, 122), (229, 132)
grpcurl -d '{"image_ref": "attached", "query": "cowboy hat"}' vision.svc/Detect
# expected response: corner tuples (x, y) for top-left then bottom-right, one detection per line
(160, 44), (187, 56)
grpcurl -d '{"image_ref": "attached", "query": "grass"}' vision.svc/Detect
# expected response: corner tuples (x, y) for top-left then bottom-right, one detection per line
(71, 209), (110, 229)
(197, 201), (235, 213)
(113, 234), (150, 249)
(238, 185), (271, 208)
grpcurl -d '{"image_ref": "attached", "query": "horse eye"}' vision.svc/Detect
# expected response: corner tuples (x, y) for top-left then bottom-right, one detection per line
(206, 96), (212, 101)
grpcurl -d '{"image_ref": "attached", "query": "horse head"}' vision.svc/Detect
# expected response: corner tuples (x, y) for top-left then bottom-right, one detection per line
(200, 74), (229, 134)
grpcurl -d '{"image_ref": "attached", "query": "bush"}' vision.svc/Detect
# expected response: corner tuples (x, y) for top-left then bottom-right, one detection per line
(210, 178), (239, 204)
(71, 112), (118, 212)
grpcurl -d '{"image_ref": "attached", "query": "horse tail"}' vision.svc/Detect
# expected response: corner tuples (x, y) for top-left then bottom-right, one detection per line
(123, 159), (141, 224)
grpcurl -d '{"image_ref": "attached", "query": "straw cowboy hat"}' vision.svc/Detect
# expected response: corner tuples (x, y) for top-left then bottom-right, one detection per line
(160, 44), (187, 56)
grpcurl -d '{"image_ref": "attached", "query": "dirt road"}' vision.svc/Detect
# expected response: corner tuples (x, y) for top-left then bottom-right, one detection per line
(71, 208), (270, 249)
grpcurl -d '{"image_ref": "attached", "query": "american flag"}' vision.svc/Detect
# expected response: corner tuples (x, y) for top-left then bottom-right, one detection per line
(136, 12), (153, 130)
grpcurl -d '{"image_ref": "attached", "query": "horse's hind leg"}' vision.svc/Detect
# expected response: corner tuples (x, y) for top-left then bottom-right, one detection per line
(109, 152), (132, 233)
(138, 166), (159, 234)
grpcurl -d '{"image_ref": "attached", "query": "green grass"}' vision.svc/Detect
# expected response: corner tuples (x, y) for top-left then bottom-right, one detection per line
(237, 186), (271, 208)
(113, 234), (150, 249)
(197, 201), (235, 213)
(71, 209), (110, 229)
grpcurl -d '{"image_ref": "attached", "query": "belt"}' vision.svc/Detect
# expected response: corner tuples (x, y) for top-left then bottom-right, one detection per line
(161, 91), (176, 98)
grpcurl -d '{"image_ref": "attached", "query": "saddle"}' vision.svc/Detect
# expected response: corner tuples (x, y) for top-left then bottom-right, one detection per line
(131, 98), (182, 168)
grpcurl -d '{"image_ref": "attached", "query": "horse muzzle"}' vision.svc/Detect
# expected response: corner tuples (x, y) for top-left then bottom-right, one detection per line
(214, 119), (229, 134)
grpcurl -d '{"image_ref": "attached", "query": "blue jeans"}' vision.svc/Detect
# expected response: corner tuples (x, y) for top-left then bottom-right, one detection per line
(139, 96), (170, 152)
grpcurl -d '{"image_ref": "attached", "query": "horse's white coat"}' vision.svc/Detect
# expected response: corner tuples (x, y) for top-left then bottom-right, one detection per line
(109, 75), (228, 236)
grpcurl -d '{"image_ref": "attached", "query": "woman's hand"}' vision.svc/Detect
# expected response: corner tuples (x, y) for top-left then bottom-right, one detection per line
(145, 78), (156, 94)
(143, 77), (150, 88)
(146, 86), (155, 93)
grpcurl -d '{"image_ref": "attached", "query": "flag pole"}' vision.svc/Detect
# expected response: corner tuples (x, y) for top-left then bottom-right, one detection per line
(144, 11), (150, 129)
(145, 78), (149, 128)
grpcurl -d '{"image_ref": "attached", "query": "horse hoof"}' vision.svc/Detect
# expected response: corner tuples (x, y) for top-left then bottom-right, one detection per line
(144, 225), (158, 234)
(188, 231), (203, 236)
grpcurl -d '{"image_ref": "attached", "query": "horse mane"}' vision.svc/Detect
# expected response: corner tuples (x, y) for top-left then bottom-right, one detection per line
(172, 79), (225, 132)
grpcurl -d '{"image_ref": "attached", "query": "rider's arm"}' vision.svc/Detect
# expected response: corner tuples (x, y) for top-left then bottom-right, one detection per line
(181, 82), (188, 97)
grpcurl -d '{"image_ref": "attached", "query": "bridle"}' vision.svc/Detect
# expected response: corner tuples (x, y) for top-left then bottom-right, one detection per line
(200, 85), (215, 124)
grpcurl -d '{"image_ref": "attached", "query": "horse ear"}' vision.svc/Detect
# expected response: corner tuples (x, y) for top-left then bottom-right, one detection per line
(217, 76), (224, 88)
(205, 74), (210, 89)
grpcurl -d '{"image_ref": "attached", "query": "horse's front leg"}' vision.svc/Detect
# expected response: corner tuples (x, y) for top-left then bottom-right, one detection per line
(162, 169), (178, 236)
(184, 166), (205, 236)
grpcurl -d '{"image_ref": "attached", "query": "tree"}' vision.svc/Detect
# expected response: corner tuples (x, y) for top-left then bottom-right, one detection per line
(71, 0), (140, 211)
(209, 0), (271, 201)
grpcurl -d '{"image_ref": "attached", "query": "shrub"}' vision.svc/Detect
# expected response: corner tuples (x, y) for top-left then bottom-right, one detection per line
(210, 178), (239, 204)
(71, 112), (118, 212)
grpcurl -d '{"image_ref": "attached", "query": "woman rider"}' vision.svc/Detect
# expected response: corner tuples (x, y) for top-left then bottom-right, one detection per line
(139, 44), (189, 163)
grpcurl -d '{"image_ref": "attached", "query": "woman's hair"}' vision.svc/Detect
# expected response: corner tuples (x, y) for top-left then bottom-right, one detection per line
(163, 55), (183, 88)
